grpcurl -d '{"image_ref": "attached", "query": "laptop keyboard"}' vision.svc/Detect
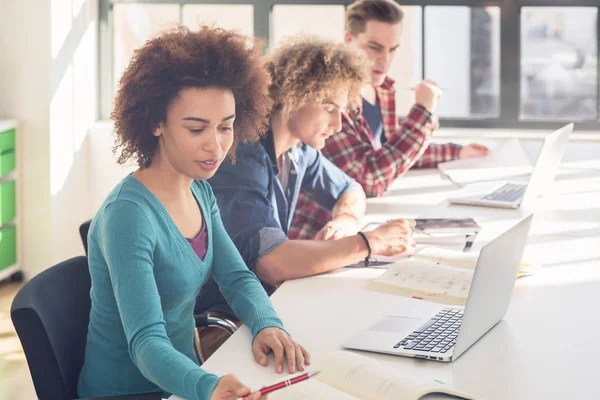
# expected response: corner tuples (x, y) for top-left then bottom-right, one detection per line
(394, 308), (463, 354)
(483, 183), (526, 202)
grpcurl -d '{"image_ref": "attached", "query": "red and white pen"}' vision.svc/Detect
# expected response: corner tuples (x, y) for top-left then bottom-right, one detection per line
(241, 371), (320, 399)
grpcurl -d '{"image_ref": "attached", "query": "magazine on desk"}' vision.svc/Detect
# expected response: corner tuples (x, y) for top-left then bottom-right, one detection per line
(271, 351), (474, 400)
(348, 219), (481, 267)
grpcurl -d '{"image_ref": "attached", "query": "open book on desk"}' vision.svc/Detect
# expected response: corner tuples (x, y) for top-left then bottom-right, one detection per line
(271, 351), (473, 400)
(369, 247), (540, 305)
(438, 139), (532, 185)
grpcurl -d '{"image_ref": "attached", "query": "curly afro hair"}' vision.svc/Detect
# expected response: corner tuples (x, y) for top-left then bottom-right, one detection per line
(112, 25), (272, 168)
(266, 34), (369, 119)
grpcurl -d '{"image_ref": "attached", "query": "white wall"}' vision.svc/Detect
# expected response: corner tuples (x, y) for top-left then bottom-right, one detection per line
(0, 0), (99, 278)
(50, 0), (98, 265)
(271, 5), (345, 49)
(88, 122), (136, 214)
(0, 0), (52, 279)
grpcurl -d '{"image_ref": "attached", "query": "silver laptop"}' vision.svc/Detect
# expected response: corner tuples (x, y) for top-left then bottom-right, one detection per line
(342, 215), (533, 362)
(448, 123), (573, 209)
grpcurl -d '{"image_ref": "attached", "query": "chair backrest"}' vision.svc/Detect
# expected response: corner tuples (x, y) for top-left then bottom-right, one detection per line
(79, 220), (92, 255)
(11, 256), (91, 400)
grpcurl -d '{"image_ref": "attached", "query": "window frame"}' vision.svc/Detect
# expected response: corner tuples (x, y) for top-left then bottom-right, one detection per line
(99, 0), (600, 131)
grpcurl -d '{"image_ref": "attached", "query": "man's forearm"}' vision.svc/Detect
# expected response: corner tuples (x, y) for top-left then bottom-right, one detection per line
(254, 236), (369, 286)
(331, 187), (366, 220)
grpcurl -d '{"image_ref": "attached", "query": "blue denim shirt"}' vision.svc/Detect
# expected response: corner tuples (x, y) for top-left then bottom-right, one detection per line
(195, 129), (357, 316)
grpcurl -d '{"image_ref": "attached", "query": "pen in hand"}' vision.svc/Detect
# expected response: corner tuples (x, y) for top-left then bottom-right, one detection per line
(407, 87), (448, 91)
(241, 371), (320, 399)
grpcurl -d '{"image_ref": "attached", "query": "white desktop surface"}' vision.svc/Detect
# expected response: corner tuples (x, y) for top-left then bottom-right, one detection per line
(174, 160), (600, 400)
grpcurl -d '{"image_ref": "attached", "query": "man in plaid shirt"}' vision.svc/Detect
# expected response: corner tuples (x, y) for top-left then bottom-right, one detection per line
(290, 0), (488, 241)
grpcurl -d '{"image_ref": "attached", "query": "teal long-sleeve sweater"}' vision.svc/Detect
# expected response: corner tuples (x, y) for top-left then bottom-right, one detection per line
(78, 176), (285, 400)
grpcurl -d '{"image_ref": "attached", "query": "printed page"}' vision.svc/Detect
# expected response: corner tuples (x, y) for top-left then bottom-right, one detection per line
(316, 352), (473, 400)
(369, 260), (473, 303)
(415, 247), (542, 277)
(438, 139), (532, 185)
(413, 247), (478, 270)
(270, 378), (359, 400)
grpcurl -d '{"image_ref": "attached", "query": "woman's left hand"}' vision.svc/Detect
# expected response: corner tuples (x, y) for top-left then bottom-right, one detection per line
(252, 328), (311, 374)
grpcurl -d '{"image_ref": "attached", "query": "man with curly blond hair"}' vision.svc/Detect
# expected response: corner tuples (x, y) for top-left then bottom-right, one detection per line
(195, 35), (417, 359)
(290, 0), (489, 240)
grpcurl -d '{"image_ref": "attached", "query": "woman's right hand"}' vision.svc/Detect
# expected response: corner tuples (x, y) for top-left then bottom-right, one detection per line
(210, 374), (266, 400)
(364, 219), (416, 256)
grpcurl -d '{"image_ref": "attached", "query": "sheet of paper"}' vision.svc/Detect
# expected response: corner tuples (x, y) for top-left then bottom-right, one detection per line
(270, 378), (359, 400)
(371, 260), (474, 300)
(316, 351), (461, 400)
(438, 139), (532, 185)
(414, 247), (478, 270)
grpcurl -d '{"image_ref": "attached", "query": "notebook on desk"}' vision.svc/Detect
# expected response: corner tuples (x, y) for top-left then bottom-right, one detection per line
(446, 123), (573, 209)
(368, 246), (540, 305)
(271, 351), (474, 400)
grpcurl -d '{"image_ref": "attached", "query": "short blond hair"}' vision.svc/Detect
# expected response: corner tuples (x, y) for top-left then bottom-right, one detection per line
(346, 0), (404, 35)
(267, 35), (369, 118)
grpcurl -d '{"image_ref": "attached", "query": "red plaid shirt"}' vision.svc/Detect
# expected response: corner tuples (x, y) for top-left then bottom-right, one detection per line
(289, 77), (462, 240)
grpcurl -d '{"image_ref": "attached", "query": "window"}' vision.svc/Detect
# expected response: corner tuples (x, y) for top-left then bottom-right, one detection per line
(520, 7), (598, 121)
(271, 5), (345, 49)
(182, 4), (253, 37)
(101, 1), (600, 130)
(113, 4), (179, 92)
(389, 6), (423, 116)
(425, 6), (500, 118)
(112, 4), (254, 93)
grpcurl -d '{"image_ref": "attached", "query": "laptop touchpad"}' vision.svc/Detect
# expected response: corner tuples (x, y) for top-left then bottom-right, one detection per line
(369, 316), (422, 333)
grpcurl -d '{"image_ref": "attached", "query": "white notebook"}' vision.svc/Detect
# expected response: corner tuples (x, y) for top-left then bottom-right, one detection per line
(271, 351), (473, 400)
(438, 139), (532, 185)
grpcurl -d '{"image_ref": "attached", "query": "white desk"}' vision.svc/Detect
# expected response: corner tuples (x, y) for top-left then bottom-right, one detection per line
(184, 161), (600, 399)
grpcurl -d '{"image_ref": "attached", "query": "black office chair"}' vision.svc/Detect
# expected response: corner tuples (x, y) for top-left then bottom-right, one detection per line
(79, 220), (91, 255)
(10, 256), (162, 400)
(78, 220), (237, 361)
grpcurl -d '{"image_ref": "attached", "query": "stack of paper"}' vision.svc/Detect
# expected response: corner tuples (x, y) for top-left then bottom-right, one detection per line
(438, 139), (532, 185)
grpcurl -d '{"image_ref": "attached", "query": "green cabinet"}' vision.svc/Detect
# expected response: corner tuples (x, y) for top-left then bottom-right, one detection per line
(0, 180), (16, 226)
(0, 124), (18, 277)
(0, 129), (16, 176)
(0, 225), (16, 271)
